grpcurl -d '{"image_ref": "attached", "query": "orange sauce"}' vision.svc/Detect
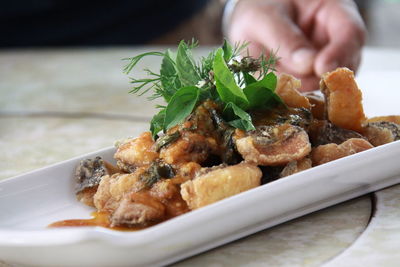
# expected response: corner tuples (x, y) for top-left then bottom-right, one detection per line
(48, 212), (145, 231)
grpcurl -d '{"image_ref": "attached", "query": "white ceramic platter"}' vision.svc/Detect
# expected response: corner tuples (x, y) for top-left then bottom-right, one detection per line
(1, 140), (400, 267)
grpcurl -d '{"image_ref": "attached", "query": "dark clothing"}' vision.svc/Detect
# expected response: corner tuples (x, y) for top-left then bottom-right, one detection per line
(0, 0), (209, 47)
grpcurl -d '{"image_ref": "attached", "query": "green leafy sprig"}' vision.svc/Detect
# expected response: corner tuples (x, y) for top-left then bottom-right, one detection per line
(124, 39), (282, 139)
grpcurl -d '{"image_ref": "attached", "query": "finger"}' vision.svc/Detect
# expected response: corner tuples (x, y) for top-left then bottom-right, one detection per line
(313, 0), (366, 76)
(230, 1), (317, 76)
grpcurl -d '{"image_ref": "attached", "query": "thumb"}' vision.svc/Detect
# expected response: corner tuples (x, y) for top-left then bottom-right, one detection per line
(246, 5), (316, 75)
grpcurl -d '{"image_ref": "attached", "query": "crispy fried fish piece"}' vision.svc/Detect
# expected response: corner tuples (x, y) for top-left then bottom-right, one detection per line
(276, 74), (311, 109)
(363, 121), (400, 146)
(114, 132), (159, 173)
(320, 68), (366, 132)
(94, 170), (146, 213)
(366, 115), (400, 125)
(94, 170), (188, 226)
(180, 163), (262, 210)
(280, 158), (312, 178)
(311, 138), (373, 166)
(235, 124), (311, 166)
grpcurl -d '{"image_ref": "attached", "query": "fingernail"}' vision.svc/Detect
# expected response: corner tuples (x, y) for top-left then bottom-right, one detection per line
(291, 48), (316, 75)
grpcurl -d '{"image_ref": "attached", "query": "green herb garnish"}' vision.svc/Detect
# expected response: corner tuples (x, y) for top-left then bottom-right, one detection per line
(124, 39), (282, 139)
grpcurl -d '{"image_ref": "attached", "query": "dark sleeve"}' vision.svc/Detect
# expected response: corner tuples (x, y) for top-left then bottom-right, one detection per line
(0, 0), (210, 47)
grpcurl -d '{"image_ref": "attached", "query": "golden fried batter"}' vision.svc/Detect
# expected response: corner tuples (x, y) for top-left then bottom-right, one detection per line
(114, 132), (159, 172)
(181, 163), (262, 210)
(320, 68), (366, 132)
(276, 73), (311, 109)
(311, 138), (373, 166)
(235, 124), (311, 166)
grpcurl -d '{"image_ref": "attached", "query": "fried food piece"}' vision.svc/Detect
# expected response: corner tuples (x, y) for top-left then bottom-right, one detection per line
(280, 158), (312, 178)
(366, 115), (400, 125)
(252, 106), (313, 131)
(235, 124), (311, 166)
(363, 121), (400, 146)
(176, 162), (202, 180)
(114, 132), (159, 173)
(311, 138), (373, 166)
(276, 73), (311, 109)
(309, 120), (365, 146)
(180, 163), (262, 210)
(320, 67), (366, 132)
(110, 179), (188, 226)
(159, 131), (218, 165)
(95, 169), (189, 226)
(111, 192), (165, 226)
(305, 92), (325, 120)
(94, 170), (146, 212)
(75, 156), (118, 207)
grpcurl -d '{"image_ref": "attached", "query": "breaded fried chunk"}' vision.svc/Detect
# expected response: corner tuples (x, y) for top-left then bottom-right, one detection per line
(181, 163), (262, 209)
(280, 158), (312, 178)
(114, 132), (159, 172)
(366, 115), (400, 125)
(311, 138), (373, 166)
(276, 73), (311, 109)
(320, 68), (366, 132)
(363, 121), (400, 146)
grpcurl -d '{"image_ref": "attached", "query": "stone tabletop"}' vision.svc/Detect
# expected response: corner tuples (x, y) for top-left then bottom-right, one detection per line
(1, 47), (400, 266)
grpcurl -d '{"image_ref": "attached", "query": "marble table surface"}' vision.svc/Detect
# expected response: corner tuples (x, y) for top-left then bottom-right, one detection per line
(1, 47), (400, 266)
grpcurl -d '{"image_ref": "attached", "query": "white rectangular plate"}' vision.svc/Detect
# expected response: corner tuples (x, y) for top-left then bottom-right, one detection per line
(1, 141), (400, 267)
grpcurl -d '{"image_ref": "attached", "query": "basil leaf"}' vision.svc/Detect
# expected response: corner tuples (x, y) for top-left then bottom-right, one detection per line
(213, 48), (249, 109)
(222, 39), (233, 62)
(243, 72), (257, 86)
(164, 86), (200, 130)
(223, 102), (255, 131)
(176, 41), (201, 86)
(150, 109), (166, 140)
(243, 72), (281, 109)
(160, 50), (181, 101)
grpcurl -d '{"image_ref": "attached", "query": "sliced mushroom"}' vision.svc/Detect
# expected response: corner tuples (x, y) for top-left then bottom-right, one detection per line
(311, 138), (374, 166)
(235, 124), (311, 166)
(309, 120), (365, 146)
(75, 156), (118, 207)
(180, 162), (262, 210)
(363, 121), (400, 146)
(320, 67), (366, 132)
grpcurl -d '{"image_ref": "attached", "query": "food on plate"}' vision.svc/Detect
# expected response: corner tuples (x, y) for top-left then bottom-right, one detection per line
(362, 121), (400, 146)
(320, 68), (366, 132)
(50, 40), (400, 230)
(311, 138), (374, 166)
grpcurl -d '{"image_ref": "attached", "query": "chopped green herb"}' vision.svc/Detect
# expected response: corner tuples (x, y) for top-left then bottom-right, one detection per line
(124, 39), (282, 139)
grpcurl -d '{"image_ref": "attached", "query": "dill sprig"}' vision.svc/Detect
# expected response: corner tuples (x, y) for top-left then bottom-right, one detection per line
(123, 39), (281, 139)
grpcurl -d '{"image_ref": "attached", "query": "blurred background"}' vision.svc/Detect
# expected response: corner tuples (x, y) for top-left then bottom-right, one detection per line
(360, 0), (400, 47)
(0, 0), (399, 48)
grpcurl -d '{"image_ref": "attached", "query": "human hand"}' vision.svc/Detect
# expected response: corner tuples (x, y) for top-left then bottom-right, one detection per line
(225, 0), (366, 91)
